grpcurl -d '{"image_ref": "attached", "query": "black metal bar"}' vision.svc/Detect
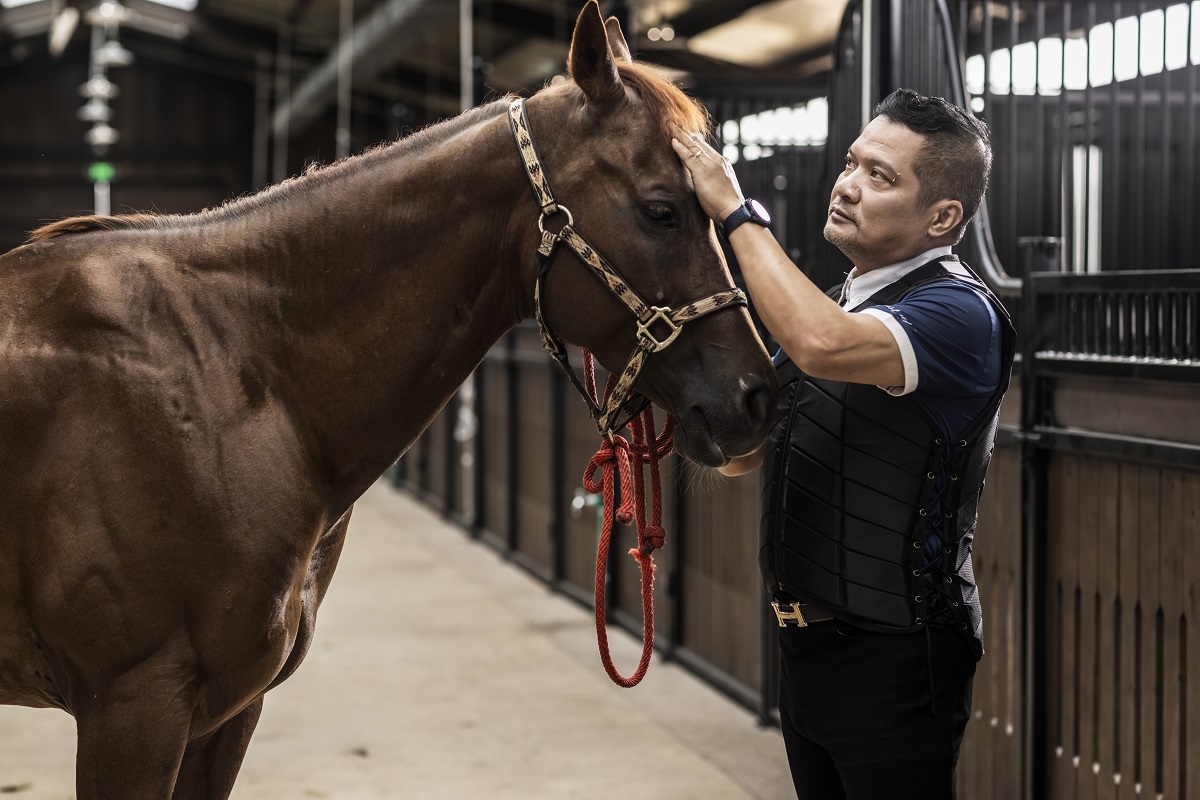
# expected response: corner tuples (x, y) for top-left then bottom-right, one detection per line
(1160, 3), (1172, 282)
(1031, 269), (1200, 292)
(1033, 355), (1200, 384)
(472, 369), (487, 539)
(667, 454), (686, 663)
(1034, 426), (1200, 473)
(1106, 2), (1122, 271)
(1187, 2), (1198, 272)
(1019, 236), (1059, 800)
(444, 391), (459, 520)
(1134, 2), (1148, 272)
(1033, 2), (1046, 239)
(550, 365), (566, 583)
(506, 330), (519, 554)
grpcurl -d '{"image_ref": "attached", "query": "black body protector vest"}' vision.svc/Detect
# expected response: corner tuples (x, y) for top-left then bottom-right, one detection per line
(759, 258), (1016, 658)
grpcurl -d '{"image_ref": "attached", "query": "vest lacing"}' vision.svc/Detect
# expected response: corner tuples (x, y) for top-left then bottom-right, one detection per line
(915, 438), (967, 717)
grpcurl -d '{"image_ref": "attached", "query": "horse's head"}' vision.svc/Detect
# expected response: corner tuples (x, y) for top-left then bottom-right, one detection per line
(519, 1), (776, 467)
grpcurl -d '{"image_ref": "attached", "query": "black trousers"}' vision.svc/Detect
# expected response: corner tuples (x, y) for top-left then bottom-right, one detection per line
(777, 620), (977, 800)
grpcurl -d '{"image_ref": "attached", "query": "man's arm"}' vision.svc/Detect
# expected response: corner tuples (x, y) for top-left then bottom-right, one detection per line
(669, 128), (905, 389)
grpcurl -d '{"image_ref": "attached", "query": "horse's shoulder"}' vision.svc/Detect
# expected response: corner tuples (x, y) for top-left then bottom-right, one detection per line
(26, 214), (159, 242)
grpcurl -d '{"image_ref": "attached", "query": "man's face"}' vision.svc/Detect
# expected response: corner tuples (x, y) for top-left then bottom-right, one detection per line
(824, 116), (934, 272)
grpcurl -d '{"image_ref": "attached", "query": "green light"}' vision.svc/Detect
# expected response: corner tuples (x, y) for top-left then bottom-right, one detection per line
(88, 161), (116, 183)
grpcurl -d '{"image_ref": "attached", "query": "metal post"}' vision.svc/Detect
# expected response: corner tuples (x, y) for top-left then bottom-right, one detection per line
(860, 0), (874, 130)
(93, 180), (111, 216)
(444, 391), (459, 520)
(550, 367), (566, 583)
(252, 51), (271, 189)
(505, 331), (519, 554)
(1018, 236), (1059, 800)
(335, 0), (354, 159)
(472, 368), (487, 539)
(459, 0), (472, 112)
(272, 19), (292, 183)
(667, 454), (685, 661)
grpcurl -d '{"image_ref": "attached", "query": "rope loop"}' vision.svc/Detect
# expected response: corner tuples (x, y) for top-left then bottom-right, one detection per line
(579, 351), (676, 687)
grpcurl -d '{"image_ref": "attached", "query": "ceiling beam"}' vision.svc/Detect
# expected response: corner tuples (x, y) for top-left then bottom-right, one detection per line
(271, 0), (433, 138)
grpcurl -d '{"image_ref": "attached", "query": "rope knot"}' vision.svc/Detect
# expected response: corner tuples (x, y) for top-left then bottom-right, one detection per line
(640, 524), (667, 552)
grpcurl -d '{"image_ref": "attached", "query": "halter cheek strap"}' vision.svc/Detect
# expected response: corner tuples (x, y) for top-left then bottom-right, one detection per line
(508, 98), (747, 435)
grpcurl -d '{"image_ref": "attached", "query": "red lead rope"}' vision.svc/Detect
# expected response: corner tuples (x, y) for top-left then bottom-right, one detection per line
(580, 350), (676, 687)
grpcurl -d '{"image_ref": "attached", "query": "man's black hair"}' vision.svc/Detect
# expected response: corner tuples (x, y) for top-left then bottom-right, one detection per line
(872, 88), (992, 242)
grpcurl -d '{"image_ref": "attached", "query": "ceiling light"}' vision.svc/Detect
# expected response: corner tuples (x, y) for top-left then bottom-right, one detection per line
(0, 0), (45, 8)
(95, 39), (134, 66)
(687, 0), (847, 68)
(80, 76), (119, 99)
(84, 2), (130, 25)
(77, 98), (113, 123)
(85, 123), (119, 147)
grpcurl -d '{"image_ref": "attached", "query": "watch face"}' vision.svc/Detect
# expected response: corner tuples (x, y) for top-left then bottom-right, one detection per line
(749, 199), (771, 224)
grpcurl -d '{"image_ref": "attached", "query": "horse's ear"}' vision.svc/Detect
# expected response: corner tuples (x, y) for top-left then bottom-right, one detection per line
(604, 16), (633, 63)
(568, 0), (623, 105)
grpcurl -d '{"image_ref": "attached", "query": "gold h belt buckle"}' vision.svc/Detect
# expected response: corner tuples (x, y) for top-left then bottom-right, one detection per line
(772, 601), (808, 627)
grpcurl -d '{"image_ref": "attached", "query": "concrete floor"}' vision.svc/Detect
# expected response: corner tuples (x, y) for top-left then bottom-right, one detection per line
(0, 482), (794, 799)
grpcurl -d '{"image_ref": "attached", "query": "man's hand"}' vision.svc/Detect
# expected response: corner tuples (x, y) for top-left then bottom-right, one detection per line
(669, 123), (745, 224)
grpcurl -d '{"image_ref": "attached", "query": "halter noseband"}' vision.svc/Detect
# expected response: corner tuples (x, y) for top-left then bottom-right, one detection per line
(507, 98), (748, 435)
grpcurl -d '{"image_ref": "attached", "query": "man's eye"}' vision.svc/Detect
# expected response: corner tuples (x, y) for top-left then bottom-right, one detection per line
(644, 202), (676, 225)
(871, 169), (887, 181)
(843, 156), (854, 172)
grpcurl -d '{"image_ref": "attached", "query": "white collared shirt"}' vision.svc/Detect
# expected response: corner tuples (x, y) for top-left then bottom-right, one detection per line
(839, 246), (968, 396)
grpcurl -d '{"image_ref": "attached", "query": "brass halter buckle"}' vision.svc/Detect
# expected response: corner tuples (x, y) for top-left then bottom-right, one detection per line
(636, 306), (683, 352)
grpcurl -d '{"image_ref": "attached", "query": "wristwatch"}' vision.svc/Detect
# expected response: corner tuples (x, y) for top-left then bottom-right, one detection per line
(718, 198), (771, 237)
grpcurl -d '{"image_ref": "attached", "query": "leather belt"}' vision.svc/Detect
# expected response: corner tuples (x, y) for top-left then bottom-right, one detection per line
(771, 601), (835, 627)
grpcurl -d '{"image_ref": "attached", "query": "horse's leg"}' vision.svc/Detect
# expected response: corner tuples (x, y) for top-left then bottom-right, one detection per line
(74, 675), (193, 799)
(171, 697), (265, 800)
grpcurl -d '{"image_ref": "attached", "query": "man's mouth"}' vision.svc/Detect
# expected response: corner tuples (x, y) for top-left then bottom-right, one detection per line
(828, 206), (855, 224)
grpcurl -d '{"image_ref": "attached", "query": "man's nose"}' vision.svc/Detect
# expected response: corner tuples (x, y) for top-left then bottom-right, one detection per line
(833, 171), (860, 202)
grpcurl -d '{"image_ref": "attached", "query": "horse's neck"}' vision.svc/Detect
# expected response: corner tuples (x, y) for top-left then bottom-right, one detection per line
(224, 108), (537, 511)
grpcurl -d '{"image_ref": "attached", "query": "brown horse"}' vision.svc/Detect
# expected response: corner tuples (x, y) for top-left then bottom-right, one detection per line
(0, 3), (774, 796)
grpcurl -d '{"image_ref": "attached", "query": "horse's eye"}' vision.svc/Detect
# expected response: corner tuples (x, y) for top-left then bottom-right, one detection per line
(643, 202), (676, 225)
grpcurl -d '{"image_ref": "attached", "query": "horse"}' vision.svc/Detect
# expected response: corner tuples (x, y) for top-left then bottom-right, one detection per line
(0, 3), (776, 796)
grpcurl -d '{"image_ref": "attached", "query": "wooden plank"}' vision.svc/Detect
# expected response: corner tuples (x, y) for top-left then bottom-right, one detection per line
(997, 450), (1022, 798)
(1137, 466), (1161, 800)
(515, 360), (553, 572)
(1184, 470), (1200, 800)
(1075, 457), (1102, 800)
(1048, 454), (1081, 800)
(1158, 469), (1186, 800)
(1116, 462), (1142, 800)
(1092, 460), (1121, 800)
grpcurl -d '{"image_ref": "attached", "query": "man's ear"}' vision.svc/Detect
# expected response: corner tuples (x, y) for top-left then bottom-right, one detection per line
(604, 15), (633, 63)
(927, 200), (964, 240)
(568, 0), (623, 105)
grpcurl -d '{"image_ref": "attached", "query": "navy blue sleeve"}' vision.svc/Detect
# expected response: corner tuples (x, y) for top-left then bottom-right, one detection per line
(870, 283), (1002, 438)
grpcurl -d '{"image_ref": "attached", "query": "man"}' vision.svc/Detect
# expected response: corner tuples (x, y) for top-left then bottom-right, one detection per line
(671, 88), (1015, 799)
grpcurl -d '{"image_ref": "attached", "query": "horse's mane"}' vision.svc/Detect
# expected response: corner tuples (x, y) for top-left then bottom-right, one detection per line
(615, 60), (710, 138)
(27, 61), (708, 244)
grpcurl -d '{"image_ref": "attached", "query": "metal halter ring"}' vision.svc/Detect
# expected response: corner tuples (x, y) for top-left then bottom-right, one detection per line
(637, 306), (683, 352)
(537, 203), (575, 234)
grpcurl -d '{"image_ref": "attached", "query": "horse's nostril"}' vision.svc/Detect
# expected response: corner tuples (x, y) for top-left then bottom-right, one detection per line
(745, 383), (771, 427)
